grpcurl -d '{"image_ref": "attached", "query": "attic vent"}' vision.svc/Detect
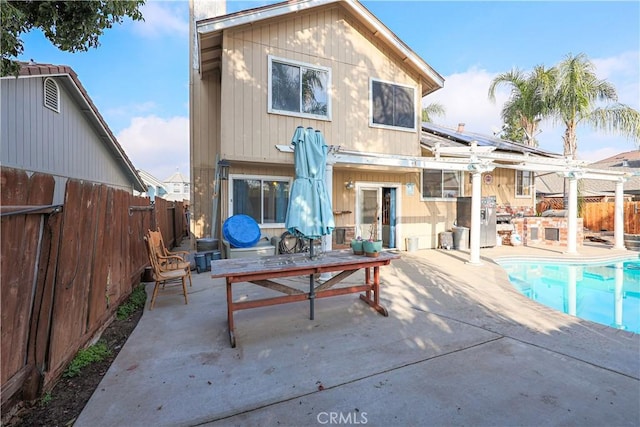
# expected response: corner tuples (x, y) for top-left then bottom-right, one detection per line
(44, 77), (60, 112)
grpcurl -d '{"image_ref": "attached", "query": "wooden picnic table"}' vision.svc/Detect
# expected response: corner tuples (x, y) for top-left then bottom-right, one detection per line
(210, 249), (400, 347)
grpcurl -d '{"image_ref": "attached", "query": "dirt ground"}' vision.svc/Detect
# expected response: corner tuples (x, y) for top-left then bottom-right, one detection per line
(4, 308), (143, 427)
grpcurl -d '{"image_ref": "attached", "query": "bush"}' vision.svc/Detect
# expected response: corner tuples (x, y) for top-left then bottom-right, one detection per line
(63, 341), (111, 378)
(116, 284), (147, 320)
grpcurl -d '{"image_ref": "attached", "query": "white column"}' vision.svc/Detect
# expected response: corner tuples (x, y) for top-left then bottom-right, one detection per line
(613, 180), (625, 250)
(468, 171), (482, 265)
(566, 175), (578, 254)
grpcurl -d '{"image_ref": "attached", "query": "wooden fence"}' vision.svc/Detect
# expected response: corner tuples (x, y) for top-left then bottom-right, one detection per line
(581, 202), (640, 234)
(537, 199), (640, 234)
(1, 168), (186, 412)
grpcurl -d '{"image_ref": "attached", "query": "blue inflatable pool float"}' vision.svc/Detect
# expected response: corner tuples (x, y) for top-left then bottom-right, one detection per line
(223, 214), (261, 248)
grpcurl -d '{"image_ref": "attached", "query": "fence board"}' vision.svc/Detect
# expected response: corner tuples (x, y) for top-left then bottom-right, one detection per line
(582, 202), (639, 234)
(0, 171), (54, 398)
(87, 185), (110, 329)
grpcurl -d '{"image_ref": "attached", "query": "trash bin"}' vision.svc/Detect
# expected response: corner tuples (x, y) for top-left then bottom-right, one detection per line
(452, 226), (469, 250)
(194, 253), (206, 274)
(439, 231), (453, 250)
(406, 237), (418, 252)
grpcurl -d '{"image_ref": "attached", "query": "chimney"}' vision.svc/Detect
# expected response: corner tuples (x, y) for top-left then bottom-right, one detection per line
(456, 123), (465, 133)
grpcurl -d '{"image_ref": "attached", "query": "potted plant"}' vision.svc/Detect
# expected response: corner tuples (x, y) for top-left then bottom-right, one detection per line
(363, 213), (383, 257)
(350, 236), (364, 255)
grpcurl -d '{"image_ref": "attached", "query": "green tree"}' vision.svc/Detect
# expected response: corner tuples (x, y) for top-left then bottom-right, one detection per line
(1, 0), (144, 76)
(488, 65), (556, 147)
(421, 102), (445, 122)
(550, 53), (640, 159)
(495, 114), (526, 143)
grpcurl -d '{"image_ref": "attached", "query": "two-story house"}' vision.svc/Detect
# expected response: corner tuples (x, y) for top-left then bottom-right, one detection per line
(188, 0), (630, 256)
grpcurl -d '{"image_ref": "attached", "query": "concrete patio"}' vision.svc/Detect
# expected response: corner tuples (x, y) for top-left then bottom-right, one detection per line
(76, 243), (639, 426)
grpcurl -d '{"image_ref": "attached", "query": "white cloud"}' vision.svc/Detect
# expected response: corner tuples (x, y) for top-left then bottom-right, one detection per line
(117, 115), (189, 181)
(131, 1), (189, 38)
(423, 67), (507, 136)
(106, 101), (158, 118)
(592, 50), (640, 108)
(423, 53), (640, 159)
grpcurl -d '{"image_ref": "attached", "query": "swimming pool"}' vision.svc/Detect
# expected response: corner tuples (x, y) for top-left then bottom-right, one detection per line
(498, 257), (640, 334)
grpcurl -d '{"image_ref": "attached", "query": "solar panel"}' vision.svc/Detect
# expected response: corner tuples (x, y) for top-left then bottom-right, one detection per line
(421, 122), (561, 158)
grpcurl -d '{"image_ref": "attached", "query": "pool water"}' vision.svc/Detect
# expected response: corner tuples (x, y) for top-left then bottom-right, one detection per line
(499, 258), (640, 333)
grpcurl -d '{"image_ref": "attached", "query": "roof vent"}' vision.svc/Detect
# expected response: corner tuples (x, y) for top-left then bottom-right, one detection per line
(44, 77), (60, 112)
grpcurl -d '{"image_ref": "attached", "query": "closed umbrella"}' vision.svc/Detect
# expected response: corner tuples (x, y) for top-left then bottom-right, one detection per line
(285, 126), (335, 319)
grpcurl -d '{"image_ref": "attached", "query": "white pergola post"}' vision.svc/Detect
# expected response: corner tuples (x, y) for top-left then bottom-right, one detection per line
(468, 171), (482, 265)
(566, 174), (578, 254)
(613, 180), (625, 250)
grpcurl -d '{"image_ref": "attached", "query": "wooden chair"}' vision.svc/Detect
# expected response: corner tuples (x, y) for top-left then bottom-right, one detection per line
(147, 229), (193, 287)
(144, 236), (189, 310)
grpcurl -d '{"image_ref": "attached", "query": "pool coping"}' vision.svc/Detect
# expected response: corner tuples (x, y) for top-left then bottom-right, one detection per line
(492, 252), (639, 265)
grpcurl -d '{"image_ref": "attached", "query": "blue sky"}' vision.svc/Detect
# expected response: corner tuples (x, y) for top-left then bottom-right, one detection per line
(18, 0), (640, 180)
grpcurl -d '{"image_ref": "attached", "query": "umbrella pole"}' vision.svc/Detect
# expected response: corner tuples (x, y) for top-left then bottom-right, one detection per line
(309, 238), (315, 320)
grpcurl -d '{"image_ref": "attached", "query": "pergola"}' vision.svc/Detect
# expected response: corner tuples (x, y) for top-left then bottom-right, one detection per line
(278, 140), (633, 265)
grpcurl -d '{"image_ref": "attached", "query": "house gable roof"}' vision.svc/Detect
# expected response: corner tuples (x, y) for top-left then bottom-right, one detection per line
(8, 62), (146, 192)
(164, 170), (189, 184)
(196, 0), (444, 96)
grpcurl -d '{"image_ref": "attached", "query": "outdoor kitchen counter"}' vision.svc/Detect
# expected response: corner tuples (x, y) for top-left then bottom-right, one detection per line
(211, 249), (400, 347)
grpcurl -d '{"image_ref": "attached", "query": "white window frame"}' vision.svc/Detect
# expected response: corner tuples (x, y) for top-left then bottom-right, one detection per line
(267, 55), (331, 121)
(43, 77), (60, 113)
(228, 174), (292, 228)
(369, 78), (417, 132)
(515, 170), (534, 198)
(420, 170), (462, 201)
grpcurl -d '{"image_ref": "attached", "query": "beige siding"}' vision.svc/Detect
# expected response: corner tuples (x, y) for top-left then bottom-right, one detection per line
(190, 70), (221, 238)
(471, 168), (536, 211)
(219, 5), (422, 166)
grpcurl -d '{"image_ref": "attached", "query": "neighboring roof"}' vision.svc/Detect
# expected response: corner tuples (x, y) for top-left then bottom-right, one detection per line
(589, 149), (640, 171)
(5, 62), (146, 192)
(420, 122), (562, 158)
(164, 170), (189, 184)
(138, 170), (168, 190)
(536, 149), (640, 196)
(196, 0), (444, 96)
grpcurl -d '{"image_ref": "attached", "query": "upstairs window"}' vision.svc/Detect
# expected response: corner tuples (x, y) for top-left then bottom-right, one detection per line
(268, 56), (330, 120)
(370, 79), (416, 131)
(516, 170), (533, 197)
(422, 170), (461, 199)
(44, 77), (60, 112)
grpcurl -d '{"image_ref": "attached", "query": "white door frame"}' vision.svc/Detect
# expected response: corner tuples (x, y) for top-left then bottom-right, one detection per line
(354, 181), (402, 245)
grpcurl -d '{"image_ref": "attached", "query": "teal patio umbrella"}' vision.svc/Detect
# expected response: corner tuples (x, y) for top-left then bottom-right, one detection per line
(285, 126), (335, 319)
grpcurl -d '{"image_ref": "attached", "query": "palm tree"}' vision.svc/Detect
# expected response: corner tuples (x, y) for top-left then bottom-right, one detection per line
(421, 102), (445, 122)
(488, 66), (556, 147)
(301, 68), (326, 114)
(550, 53), (640, 159)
